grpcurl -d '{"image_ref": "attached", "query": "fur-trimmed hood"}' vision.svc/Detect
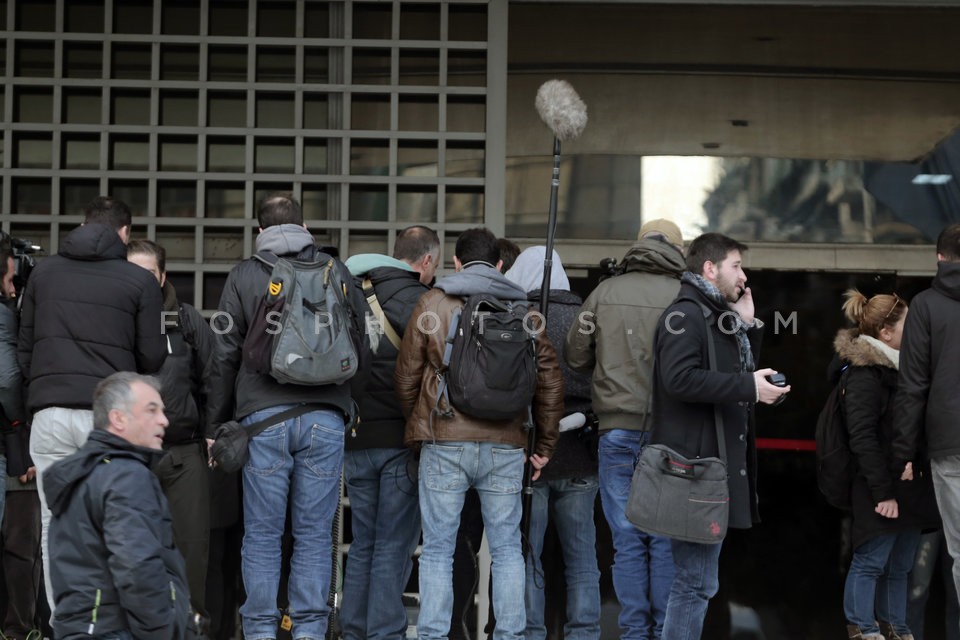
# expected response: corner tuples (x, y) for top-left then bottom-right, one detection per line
(833, 328), (897, 369)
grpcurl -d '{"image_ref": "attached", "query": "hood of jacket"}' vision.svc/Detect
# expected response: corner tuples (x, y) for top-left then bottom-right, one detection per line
(345, 253), (414, 277)
(504, 246), (570, 293)
(622, 238), (686, 278)
(833, 328), (898, 369)
(43, 429), (165, 518)
(933, 260), (960, 302)
(255, 223), (316, 256)
(435, 263), (528, 300)
(58, 224), (127, 261)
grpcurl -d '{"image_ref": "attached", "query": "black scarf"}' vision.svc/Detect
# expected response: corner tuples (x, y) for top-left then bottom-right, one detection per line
(682, 272), (755, 373)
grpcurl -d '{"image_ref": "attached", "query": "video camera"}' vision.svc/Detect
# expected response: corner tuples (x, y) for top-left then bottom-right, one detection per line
(0, 231), (43, 296)
(599, 256), (625, 282)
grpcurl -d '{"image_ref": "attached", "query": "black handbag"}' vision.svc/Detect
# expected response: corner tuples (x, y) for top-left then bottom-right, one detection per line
(625, 304), (731, 544)
(4, 425), (33, 477)
(209, 405), (316, 473)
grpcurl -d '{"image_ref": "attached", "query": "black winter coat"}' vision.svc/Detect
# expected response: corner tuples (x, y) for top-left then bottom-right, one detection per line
(347, 265), (429, 450)
(17, 224), (166, 412)
(529, 288), (596, 480)
(651, 282), (763, 530)
(157, 281), (214, 445)
(43, 429), (190, 640)
(835, 329), (940, 549)
(894, 261), (960, 464)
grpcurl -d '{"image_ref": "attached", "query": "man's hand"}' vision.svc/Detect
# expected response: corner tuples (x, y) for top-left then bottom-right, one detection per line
(875, 498), (899, 519)
(19, 466), (36, 484)
(901, 461), (914, 481)
(529, 454), (550, 482)
(730, 286), (755, 326)
(205, 438), (217, 468)
(753, 368), (791, 405)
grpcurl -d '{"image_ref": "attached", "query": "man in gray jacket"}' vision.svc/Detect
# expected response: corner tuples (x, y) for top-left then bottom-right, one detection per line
(565, 219), (685, 640)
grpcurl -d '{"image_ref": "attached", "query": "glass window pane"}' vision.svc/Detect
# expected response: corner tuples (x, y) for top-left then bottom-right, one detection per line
(63, 89), (102, 125)
(204, 230), (246, 262)
(205, 183), (246, 219)
(353, 4), (392, 39)
(64, 42), (102, 78)
(112, 44), (152, 80)
(162, 1), (200, 36)
(448, 50), (486, 87)
(304, 93), (330, 129)
(166, 273), (195, 306)
(207, 137), (246, 173)
(349, 185), (388, 222)
(400, 49), (439, 86)
(446, 141), (484, 179)
(209, 0), (247, 37)
(62, 180), (100, 214)
(159, 137), (197, 172)
(353, 48), (391, 85)
(203, 273), (227, 309)
(62, 135), (101, 170)
(208, 46), (248, 82)
(397, 186), (437, 223)
(113, 0), (153, 34)
(449, 5), (487, 41)
(66, 0), (104, 32)
(109, 180), (149, 216)
(302, 186), (337, 221)
(350, 139), (388, 176)
(304, 48), (331, 83)
(351, 94), (390, 131)
(304, 139), (332, 174)
(208, 92), (246, 128)
(255, 138), (294, 173)
(255, 93), (294, 128)
(446, 187), (484, 224)
(160, 45), (199, 81)
(257, 1), (296, 37)
(400, 3), (440, 40)
(110, 135), (150, 171)
(12, 179), (52, 215)
(14, 88), (53, 123)
(256, 47), (296, 83)
(15, 42), (54, 77)
(446, 96), (484, 133)
(156, 226), (197, 260)
(399, 140), (438, 177)
(349, 233), (388, 256)
(14, 134), (52, 169)
(399, 95), (438, 131)
(16, 0), (55, 31)
(304, 3), (330, 38)
(111, 90), (150, 126)
(161, 92), (198, 127)
(158, 182), (197, 217)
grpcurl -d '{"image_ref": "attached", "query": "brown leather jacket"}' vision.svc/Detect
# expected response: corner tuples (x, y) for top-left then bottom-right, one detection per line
(395, 287), (563, 457)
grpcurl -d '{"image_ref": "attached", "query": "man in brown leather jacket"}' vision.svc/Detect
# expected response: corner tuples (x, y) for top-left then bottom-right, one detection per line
(395, 227), (563, 640)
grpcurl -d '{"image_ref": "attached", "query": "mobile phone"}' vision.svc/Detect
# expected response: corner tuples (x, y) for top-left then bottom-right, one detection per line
(735, 286), (746, 302)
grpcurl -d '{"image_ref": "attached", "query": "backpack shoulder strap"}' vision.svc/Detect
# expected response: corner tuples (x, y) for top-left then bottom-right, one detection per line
(362, 277), (402, 350)
(253, 250), (278, 267)
(697, 302), (727, 464)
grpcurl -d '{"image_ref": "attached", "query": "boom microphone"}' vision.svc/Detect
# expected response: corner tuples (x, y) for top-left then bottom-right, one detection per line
(535, 79), (588, 142)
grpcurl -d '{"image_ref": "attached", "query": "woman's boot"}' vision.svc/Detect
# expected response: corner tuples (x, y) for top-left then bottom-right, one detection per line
(849, 625), (865, 639)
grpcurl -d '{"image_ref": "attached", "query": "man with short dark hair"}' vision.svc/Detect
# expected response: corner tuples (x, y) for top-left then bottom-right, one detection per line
(340, 225), (439, 640)
(894, 223), (960, 616)
(395, 226), (563, 640)
(43, 372), (191, 640)
(18, 195), (167, 613)
(205, 191), (370, 640)
(652, 232), (788, 640)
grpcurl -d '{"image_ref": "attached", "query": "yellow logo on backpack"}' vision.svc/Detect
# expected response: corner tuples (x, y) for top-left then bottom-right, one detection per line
(269, 280), (283, 296)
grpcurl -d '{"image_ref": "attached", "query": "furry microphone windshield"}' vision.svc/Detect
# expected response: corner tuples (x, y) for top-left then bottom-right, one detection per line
(535, 79), (588, 142)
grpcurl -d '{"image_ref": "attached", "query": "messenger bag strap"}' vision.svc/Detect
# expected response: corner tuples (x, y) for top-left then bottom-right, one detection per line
(241, 405), (318, 439)
(700, 304), (728, 464)
(362, 277), (402, 350)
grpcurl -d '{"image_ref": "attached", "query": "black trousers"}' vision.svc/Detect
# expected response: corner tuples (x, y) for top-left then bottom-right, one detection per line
(2, 486), (43, 639)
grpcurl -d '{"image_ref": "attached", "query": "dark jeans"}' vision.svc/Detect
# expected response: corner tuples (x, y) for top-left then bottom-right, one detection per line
(154, 441), (211, 616)
(2, 486), (43, 639)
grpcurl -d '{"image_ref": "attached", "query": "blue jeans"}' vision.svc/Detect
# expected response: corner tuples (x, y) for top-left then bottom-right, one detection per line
(906, 530), (960, 640)
(341, 447), (421, 640)
(239, 405), (345, 640)
(417, 442), (526, 640)
(524, 475), (601, 640)
(844, 530), (922, 635)
(661, 539), (723, 640)
(598, 429), (674, 639)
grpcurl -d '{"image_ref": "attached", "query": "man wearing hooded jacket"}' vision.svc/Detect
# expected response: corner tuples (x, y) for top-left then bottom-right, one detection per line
(894, 222), (960, 615)
(17, 195), (167, 614)
(205, 192), (370, 640)
(338, 224), (438, 640)
(394, 227), (563, 640)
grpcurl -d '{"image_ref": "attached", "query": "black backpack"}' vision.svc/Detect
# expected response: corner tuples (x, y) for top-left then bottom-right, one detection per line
(815, 369), (853, 510)
(436, 293), (538, 422)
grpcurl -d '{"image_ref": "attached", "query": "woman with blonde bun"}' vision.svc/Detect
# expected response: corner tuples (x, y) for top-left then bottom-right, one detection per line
(837, 290), (940, 640)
